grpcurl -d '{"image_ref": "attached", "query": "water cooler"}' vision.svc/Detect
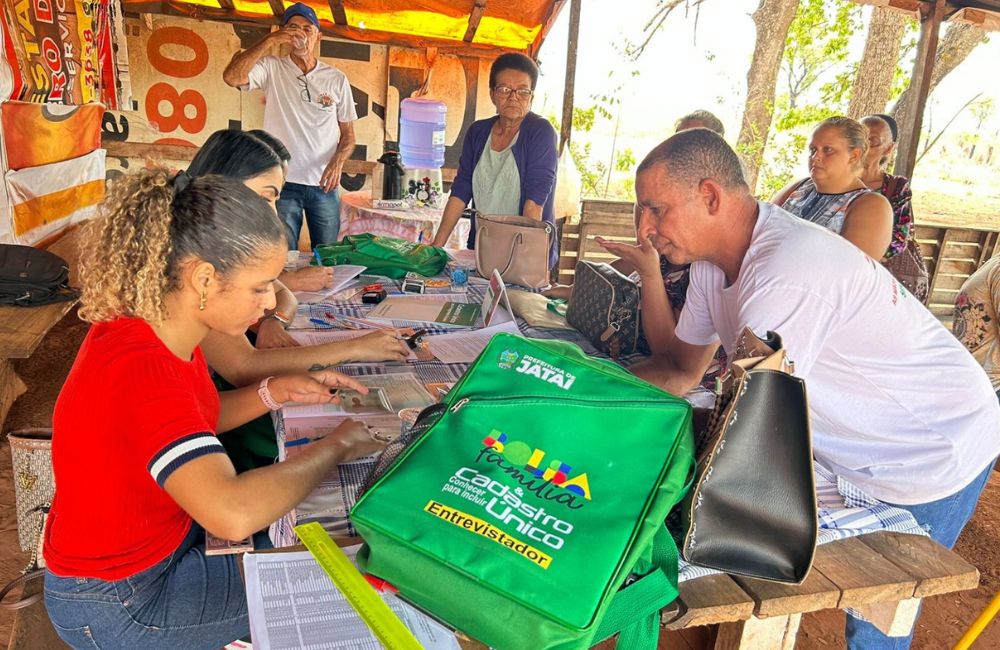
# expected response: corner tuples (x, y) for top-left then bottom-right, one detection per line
(399, 98), (446, 208)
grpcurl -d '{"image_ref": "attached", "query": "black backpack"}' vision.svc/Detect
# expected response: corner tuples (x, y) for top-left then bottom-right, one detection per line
(0, 244), (79, 307)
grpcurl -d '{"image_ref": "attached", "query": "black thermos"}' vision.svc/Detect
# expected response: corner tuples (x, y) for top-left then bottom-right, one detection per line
(377, 150), (406, 200)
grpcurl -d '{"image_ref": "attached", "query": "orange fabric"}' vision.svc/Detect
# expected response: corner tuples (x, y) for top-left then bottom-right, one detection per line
(128, 0), (558, 52)
(11, 179), (105, 236)
(1, 102), (103, 170)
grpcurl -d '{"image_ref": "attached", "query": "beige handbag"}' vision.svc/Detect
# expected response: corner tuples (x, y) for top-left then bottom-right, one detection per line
(1, 429), (53, 610)
(473, 212), (554, 289)
(8, 429), (54, 552)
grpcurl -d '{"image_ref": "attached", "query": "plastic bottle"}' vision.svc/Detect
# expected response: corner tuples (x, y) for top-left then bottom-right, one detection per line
(399, 98), (447, 169)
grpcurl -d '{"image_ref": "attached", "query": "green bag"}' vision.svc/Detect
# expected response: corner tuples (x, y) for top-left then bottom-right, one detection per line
(314, 234), (448, 278)
(351, 334), (695, 650)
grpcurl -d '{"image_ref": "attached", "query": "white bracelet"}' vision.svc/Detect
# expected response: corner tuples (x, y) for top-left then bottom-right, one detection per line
(258, 376), (283, 411)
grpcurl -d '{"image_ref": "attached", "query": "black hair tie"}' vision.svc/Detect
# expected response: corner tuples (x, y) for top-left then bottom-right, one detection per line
(172, 170), (192, 193)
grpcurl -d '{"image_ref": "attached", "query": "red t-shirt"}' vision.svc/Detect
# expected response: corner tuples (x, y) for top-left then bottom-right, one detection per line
(44, 318), (223, 580)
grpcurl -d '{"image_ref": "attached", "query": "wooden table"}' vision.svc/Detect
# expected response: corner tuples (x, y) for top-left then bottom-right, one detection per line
(650, 531), (979, 648)
(451, 532), (979, 649)
(0, 301), (76, 431)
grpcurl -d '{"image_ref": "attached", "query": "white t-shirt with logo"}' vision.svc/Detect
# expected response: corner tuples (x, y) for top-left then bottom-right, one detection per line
(247, 56), (358, 186)
(675, 201), (1000, 505)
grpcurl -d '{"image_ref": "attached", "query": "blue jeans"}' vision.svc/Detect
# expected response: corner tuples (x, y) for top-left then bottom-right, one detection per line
(276, 182), (341, 250)
(44, 524), (271, 650)
(845, 459), (997, 649)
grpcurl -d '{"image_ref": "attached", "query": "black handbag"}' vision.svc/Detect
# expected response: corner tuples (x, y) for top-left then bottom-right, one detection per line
(680, 327), (817, 583)
(0, 244), (78, 307)
(565, 261), (647, 359)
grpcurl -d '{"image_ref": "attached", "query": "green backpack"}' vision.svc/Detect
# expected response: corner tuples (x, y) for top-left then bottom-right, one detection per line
(314, 234), (449, 278)
(351, 334), (695, 650)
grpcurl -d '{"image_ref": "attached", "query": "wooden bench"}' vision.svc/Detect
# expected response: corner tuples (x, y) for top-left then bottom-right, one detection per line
(557, 199), (635, 284)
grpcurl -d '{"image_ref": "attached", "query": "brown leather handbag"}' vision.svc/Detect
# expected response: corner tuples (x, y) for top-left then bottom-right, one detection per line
(680, 328), (817, 584)
(473, 212), (554, 289)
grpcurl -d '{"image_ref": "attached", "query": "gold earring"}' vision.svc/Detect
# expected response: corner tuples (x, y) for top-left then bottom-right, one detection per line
(199, 290), (207, 311)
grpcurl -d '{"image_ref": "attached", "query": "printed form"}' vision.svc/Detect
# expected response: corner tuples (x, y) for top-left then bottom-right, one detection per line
(244, 546), (459, 650)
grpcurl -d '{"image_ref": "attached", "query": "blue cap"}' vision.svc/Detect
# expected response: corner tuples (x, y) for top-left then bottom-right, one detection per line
(282, 3), (320, 28)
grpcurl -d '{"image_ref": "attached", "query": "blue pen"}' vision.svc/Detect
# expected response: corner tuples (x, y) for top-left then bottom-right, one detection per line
(313, 249), (323, 266)
(309, 317), (333, 328)
(285, 437), (318, 448)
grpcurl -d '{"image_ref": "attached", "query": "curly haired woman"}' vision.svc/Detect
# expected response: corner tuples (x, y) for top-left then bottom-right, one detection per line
(42, 170), (387, 649)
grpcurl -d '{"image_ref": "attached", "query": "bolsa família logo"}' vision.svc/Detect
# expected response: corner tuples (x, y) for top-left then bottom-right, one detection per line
(478, 430), (592, 507)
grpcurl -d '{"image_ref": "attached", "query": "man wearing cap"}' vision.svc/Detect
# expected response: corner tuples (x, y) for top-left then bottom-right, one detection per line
(223, 2), (357, 249)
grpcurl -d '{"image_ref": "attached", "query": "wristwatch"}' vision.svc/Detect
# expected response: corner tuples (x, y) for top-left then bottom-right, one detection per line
(266, 310), (291, 326)
(258, 376), (283, 411)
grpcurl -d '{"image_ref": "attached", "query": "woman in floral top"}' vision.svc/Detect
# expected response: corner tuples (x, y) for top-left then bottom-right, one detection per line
(954, 256), (1000, 399)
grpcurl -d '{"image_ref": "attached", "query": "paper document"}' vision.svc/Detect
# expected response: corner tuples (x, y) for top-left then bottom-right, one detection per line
(244, 546), (459, 650)
(426, 320), (522, 364)
(294, 264), (366, 303)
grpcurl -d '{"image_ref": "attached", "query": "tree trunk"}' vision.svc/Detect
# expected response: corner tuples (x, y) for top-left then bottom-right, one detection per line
(891, 22), (987, 135)
(847, 7), (911, 118)
(736, 0), (801, 192)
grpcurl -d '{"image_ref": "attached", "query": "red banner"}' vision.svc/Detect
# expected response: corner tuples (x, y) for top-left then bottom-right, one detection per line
(1, 0), (105, 104)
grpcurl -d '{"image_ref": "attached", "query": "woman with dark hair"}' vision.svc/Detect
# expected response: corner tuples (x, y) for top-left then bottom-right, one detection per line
(773, 116), (893, 260)
(189, 130), (333, 301)
(860, 113), (929, 302)
(42, 170), (388, 649)
(431, 52), (559, 267)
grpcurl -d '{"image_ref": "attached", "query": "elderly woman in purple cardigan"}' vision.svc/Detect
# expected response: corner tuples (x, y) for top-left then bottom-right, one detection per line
(431, 52), (559, 267)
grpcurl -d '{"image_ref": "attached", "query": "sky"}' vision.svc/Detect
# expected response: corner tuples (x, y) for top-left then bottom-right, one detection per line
(529, 0), (1000, 171)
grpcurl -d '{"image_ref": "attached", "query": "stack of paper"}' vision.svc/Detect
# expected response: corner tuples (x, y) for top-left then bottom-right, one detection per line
(244, 546), (459, 649)
(294, 264), (367, 303)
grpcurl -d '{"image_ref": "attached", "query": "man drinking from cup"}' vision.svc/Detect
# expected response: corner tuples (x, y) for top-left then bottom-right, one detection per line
(223, 3), (358, 250)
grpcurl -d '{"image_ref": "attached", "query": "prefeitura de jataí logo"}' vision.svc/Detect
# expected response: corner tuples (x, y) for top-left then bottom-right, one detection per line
(424, 428), (593, 570)
(497, 349), (576, 390)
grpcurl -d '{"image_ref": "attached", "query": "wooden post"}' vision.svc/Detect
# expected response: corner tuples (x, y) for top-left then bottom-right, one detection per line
(894, 0), (946, 179)
(559, 0), (582, 155)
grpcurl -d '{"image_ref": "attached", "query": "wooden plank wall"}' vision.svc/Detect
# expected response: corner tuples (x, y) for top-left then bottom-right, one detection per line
(559, 200), (998, 322)
(914, 225), (1000, 319)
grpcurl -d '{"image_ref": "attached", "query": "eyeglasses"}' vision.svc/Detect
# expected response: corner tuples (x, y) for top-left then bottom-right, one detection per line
(493, 86), (533, 100)
(297, 73), (312, 103)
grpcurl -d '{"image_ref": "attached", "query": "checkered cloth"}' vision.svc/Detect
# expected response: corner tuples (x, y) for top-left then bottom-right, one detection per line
(273, 274), (927, 589)
(676, 463), (926, 583)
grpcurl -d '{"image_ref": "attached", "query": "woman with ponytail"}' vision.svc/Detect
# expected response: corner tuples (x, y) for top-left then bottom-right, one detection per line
(42, 169), (388, 649)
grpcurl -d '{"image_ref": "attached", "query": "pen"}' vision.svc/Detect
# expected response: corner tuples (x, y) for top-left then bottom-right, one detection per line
(309, 317), (333, 327)
(285, 436), (321, 448)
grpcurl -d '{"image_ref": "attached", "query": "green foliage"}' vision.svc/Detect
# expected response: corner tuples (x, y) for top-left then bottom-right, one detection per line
(754, 0), (863, 194)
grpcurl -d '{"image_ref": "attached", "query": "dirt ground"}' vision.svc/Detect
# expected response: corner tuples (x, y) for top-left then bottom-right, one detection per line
(1, 312), (998, 649)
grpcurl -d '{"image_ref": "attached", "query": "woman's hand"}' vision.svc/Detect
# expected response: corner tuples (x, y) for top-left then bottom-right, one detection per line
(268, 371), (368, 404)
(256, 318), (301, 349)
(597, 236), (660, 279)
(345, 329), (411, 362)
(542, 284), (572, 300)
(280, 266), (334, 292)
(320, 419), (388, 462)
